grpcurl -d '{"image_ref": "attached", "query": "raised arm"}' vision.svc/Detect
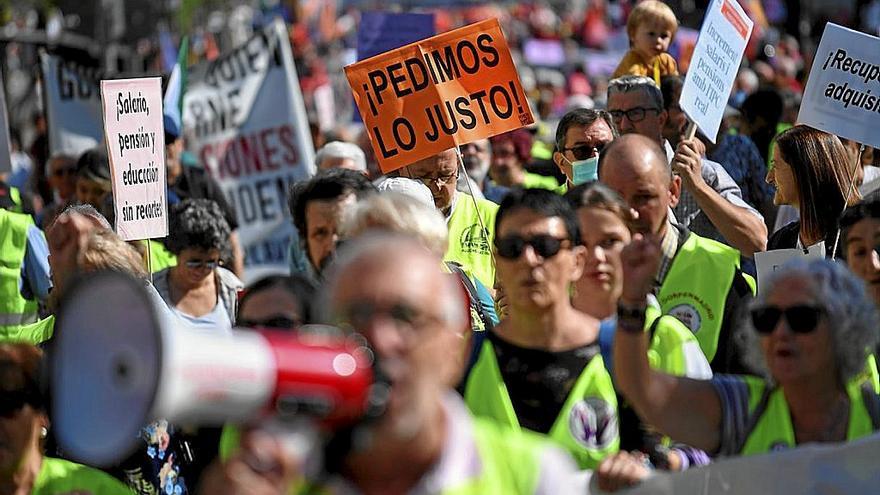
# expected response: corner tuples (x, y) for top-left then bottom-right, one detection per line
(672, 138), (768, 256)
(613, 233), (724, 453)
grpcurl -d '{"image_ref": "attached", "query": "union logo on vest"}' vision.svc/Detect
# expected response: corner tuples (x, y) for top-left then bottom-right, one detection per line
(568, 398), (618, 449)
(669, 303), (703, 333)
(459, 224), (491, 255)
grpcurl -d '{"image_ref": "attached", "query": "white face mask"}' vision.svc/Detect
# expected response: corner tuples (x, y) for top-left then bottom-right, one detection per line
(565, 154), (600, 185)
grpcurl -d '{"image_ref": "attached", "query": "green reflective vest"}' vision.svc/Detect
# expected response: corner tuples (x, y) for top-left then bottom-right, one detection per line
(4, 315), (54, 345)
(736, 376), (877, 456)
(7, 185), (23, 213)
(464, 339), (619, 469)
(0, 209), (39, 337)
(644, 307), (708, 378)
(657, 231), (754, 363)
(444, 193), (498, 289)
(34, 457), (132, 494)
(442, 417), (542, 494)
(521, 172), (559, 191)
(141, 239), (178, 273)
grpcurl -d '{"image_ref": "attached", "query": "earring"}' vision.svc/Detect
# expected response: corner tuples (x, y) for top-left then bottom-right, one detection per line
(40, 426), (48, 439)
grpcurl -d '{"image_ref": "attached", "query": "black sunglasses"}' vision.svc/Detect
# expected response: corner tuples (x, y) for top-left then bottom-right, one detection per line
(185, 259), (221, 270)
(237, 316), (301, 330)
(495, 235), (571, 259)
(560, 143), (607, 161)
(750, 305), (826, 335)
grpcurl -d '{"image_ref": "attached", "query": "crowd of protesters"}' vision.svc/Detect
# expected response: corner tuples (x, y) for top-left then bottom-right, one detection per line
(3, 0), (880, 494)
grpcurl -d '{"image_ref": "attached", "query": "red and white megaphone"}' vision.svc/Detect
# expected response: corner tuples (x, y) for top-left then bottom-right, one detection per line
(50, 271), (387, 467)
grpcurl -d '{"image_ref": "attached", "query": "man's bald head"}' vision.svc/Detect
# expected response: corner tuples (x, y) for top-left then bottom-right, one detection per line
(598, 134), (680, 236)
(599, 134), (670, 185)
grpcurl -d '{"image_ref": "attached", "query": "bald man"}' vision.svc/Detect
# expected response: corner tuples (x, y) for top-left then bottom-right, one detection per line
(599, 134), (755, 373)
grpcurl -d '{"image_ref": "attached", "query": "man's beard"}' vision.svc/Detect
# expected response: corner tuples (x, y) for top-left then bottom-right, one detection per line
(462, 156), (488, 185)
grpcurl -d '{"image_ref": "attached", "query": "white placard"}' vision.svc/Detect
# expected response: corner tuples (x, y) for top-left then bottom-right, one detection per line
(608, 432), (880, 495)
(101, 77), (168, 241)
(679, 0), (753, 143)
(39, 52), (104, 157)
(184, 20), (315, 282)
(797, 23), (880, 150)
(753, 242), (824, 296)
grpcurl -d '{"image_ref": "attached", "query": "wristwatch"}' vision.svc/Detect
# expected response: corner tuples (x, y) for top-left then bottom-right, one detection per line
(617, 300), (647, 333)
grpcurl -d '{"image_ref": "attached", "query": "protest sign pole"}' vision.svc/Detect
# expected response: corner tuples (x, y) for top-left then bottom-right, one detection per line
(454, 146), (495, 272)
(146, 239), (154, 283)
(831, 142), (865, 259)
(684, 120), (697, 141)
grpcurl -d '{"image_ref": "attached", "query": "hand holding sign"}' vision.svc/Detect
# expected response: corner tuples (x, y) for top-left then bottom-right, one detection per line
(345, 18), (534, 173)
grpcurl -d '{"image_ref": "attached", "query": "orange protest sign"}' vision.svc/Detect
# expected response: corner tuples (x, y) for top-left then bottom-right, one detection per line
(345, 18), (534, 174)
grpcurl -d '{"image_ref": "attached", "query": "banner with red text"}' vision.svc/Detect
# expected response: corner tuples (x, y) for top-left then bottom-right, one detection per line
(184, 19), (316, 282)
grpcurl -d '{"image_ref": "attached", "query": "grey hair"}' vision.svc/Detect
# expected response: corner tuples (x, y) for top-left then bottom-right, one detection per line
(315, 141), (367, 172)
(607, 75), (664, 110)
(554, 108), (619, 152)
(318, 233), (465, 327)
(739, 259), (879, 385)
(57, 203), (112, 230)
(341, 192), (448, 258)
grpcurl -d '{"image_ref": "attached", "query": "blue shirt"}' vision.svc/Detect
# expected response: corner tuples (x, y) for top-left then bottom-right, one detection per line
(21, 224), (51, 301)
(708, 134), (774, 213)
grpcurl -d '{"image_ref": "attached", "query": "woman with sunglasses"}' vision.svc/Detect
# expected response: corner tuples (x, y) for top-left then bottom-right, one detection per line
(0, 343), (131, 494)
(614, 243), (880, 458)
(153, 199), (242, 330)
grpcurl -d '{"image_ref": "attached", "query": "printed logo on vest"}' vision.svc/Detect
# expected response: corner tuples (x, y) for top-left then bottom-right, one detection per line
(459, 224), (491, 255)
(568, 398), (618, 450)
(669, 303), (702, 333)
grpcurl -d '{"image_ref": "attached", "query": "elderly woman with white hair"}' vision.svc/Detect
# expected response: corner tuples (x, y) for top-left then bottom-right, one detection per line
(612, 249), (880, 458)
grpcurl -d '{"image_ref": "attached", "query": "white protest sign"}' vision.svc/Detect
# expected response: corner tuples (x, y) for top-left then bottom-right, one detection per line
(184, 19), (315, 282)
(39, 52), (104, 156)
(679, 0), (753, 143)
(101, 78), (168, 241)
(798, 24), (880, 150)
(610, 432), (880, 495)
(753, 242), (824, 296)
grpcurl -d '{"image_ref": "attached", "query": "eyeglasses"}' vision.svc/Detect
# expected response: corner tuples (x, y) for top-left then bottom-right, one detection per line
(336, 301), (436, 333)
(237, 316), (301, 330)
(750, 305), (826, 335)
(184, 259), (221, 270)
(609, 107), (661, 123)
(495, 234), (571, 259)
(560, 143), (608, 161)
(0, 390), (36, 418)
(416, 173), (457, 187)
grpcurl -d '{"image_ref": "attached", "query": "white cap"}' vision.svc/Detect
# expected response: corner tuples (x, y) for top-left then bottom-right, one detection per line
(374, 177), (434, 209)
